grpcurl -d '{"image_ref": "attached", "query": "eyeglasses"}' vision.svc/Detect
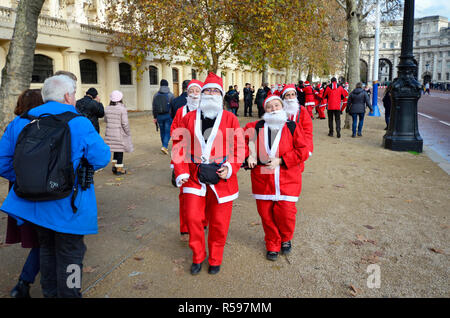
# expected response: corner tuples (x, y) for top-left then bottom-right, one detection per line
(203, 88), (221, 94)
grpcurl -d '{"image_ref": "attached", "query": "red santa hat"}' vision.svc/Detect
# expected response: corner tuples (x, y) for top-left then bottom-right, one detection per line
(263, 92), (283, 109)
(202, 72), (224, 95)
(187, 79), (203, 91)
(281, 84), (297, 98)
(304, 81), (310, 86)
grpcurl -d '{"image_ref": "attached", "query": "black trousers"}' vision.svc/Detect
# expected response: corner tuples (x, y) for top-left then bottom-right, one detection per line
(257, 102), (264, 118)
(113, 152), (124, 164)
(35, 226), (86, 298)
(327, 110), (341, 134)
(244, 99), (253, 116)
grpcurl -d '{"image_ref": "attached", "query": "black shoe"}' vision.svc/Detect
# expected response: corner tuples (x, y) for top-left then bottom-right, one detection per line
(10, 280), (31, 298)
(266, 251), (278, 261)
(191, 263), (202, 275)
(208, 265), (221, 275)
(352, 134), (356, 138)
(281, 241), (292, 255)
(337, 132), (341, 138)
(357, 133), (362, 137)
(328, 132), (333, 137)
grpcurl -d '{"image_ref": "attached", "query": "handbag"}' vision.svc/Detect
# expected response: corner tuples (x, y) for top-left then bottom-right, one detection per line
(196, 156), (227, 185)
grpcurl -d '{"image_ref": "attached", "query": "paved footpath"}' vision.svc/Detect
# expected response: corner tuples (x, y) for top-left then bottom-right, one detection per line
(0, 110), (448, 298)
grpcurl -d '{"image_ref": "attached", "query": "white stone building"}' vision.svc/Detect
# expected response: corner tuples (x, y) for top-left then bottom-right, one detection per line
(0, 0), (297, 110)
(360, 15), (450, 86)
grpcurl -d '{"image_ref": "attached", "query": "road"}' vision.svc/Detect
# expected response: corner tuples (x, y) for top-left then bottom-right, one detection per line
(377, 88), (450, 162)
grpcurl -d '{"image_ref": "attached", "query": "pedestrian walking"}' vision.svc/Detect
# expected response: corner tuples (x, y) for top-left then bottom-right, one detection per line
(0, 75), (110, 298)
(170, 79), (204, 241)
(172, 72), (244, 275)
(255, 83), (268, 118)
(346, 83), (373, 137)
(104, 90), (134, 175)
(322, 77), (348, 138)
(243, 83), (254, 117)
(153, 79), (175, 155)
(244, 93), (310, 261)
(225, 85), (239, 115)
(425, 82), (431, 95)
(382, 85), (392, 130)
(170, 80), (190, 119)
(76, 87), (105, 133)
(5, 89), (44, 298)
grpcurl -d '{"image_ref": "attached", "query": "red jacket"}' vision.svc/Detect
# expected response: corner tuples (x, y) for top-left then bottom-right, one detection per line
(301, 85), (316, 108)
(170, 105), (192, 168)
(172, 109), (244, 203)
(323, 83), (348, 111)
(287, 106), (313, 158)
(244, 120), (309, 202)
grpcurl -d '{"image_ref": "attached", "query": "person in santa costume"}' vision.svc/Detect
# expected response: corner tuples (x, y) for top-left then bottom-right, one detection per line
(299, 81), (315, 120)
(170, 79), (204, 242)
(280, 84), (314, 157)
(322, 77), (348, 138)
(244, 94), (310, 261)
(172, 72), (244, 275)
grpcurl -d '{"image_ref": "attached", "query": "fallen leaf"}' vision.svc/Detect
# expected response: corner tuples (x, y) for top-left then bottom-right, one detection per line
(133, 257), (144, 261)
(133, 281), (148, 290)
(127, 204), (137, 210)
(351, 240), (363, 246)
(249, 221), (261, 227)
(172, 257), (186, 265)
(405, 200), (412, 203)
(349, 284), (359, 297)
(374, 250), (384, 257)
(363, 225), (375, 230)
(429, 248), (444, 254)
(334, 184), (345, 188)
(83, 266), (97, 273)
(366, 239), (377, 245)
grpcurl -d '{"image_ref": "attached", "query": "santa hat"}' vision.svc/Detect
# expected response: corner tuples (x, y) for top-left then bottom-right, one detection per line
(281, 84), (297, 98)
(202, 72), (224, 95)
(187, 79), (203, 91)
(304, 81), (310, 86)
(263, 92), (283, 109)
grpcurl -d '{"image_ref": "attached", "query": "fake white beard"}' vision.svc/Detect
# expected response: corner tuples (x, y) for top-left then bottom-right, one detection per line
(263, 109), (287, 130)
(199, 94), (223, 119)
(186, 94), (200, 111)
(283, 99), (299, 116)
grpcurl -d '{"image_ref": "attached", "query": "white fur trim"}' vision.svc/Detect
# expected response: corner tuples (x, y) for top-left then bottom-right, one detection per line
(223, 162), (232, 179)
(176, 173), (190, 188)
(253, 194), (299, 202)
(188, 83), (202, 90)
(115, 164), (124, 168)
(264, 95), (282, 108)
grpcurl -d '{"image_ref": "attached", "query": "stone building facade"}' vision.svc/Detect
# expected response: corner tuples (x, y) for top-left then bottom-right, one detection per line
(0, 0), (296, 110)
(360, 15), (450, 86)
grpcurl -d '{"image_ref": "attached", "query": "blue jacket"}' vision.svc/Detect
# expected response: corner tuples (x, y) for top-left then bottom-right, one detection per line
(0, 102), (111, 235)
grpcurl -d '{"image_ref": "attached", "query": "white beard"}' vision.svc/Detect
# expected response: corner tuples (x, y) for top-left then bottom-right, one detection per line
(283, 99), (299, 116)
(186, 94), (200, 111)
(199, 94), (223, 119)
(263, 109), (287, 130)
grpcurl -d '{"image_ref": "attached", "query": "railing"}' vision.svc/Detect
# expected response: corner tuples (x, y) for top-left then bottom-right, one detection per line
(38, 15), (69, 31)
(80, 23), (112, 37)
(0, 6), (13, 23)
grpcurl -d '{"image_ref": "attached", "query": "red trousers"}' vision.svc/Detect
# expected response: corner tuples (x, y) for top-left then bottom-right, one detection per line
(184, 188), (233, 266)
(255, 200), (298, 252)
(317, 105), (326, 119)
(306, 106), (314, 119)
(179, 191), (208, 234)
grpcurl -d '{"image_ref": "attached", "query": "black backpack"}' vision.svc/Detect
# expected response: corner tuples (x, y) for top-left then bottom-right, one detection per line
(13, 111), (81, 202)
(153, 93), (170, 115)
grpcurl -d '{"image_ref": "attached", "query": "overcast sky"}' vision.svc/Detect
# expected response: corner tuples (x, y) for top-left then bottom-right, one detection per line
(415, 0), (450, 19)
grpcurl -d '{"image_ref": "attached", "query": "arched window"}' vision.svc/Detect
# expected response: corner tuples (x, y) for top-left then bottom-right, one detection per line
(79, 59), (98, 84)
(119, 62), (132, 85)
(31, 54), (53, 83)
(149, 66), (158, 85)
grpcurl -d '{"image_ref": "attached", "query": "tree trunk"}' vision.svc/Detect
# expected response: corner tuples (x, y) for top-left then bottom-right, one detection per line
(0, 0), (45, 131)
(344, 0), (361, 130)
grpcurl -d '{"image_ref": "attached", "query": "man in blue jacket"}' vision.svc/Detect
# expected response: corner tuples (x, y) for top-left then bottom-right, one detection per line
(0, 75), (111, 298)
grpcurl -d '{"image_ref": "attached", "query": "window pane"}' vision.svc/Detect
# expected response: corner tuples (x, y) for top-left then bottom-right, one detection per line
(149, 66), (158, 85)
(119, 62), (132, 85)
(172, 68), (179, 83)
(80, 59), (98, 84)
(31, 54), (53, 83)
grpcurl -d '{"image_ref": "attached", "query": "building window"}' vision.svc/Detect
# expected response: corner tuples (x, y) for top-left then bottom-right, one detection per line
(31, 54), (53, 83)
(383, 43), (386, 49)
(390, 41), (394, 48)
(439, 52), (443, 58)
(446, 73), (449, 80)
(415, 41), (419, 47)
(172, 68), (179, 84)
(149, 66), (158, 85)
(427, 40), (431, 46)
(119, 62), (132, 85)
(192, 69), (197, 80)
(79, 59), (98, 84)
(438, 73), (441, 80)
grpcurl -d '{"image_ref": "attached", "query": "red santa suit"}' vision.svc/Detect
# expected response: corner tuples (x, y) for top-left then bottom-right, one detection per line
(171, 79), (203, 235)
(244, 95), (310, 252)
(172, 73), (244, 266)
(300, 81), (315, 119)
(315, 85), (326, 119)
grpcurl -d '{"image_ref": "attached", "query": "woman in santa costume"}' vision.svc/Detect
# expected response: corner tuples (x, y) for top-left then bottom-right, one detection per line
(299, 81), (315, 120)
(244, 94), (310, 261)
(170, 79), (204, 242)
(172, 72), (244, 275)
(280, 84), (314, 158)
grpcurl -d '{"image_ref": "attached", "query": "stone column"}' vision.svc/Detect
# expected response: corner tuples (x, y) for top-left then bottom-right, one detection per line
(161, 61), (174, 92)
(432, 53), (437, 81)
(137, 62), (151, 111)
(62, 50), (83, 99)
(0, 46), (6, 85)
(418, 52), (423, 80)
(105, 55), (121, 99)
(367, 53), (373, 85)
(393, 54), (398, 78)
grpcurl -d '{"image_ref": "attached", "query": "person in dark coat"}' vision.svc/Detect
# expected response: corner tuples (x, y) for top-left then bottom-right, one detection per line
(170, 80), (190, 118)
(243, 83), (254, 117)
(255, 83), (268, 118)
(382, 85), (392, 130)
(5, 89), (43, 298)
(75, 87), (105, 133)
(347, 82), (373, 137)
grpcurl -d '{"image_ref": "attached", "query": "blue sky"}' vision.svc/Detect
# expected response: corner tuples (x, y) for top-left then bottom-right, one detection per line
(415, 0), (450, 19)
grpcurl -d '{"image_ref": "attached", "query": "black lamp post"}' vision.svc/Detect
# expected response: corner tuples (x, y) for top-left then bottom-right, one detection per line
(383, 0), (423, 152)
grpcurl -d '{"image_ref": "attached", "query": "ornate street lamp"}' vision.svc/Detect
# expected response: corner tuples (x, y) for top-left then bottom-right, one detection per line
(383, 0), (423, 152)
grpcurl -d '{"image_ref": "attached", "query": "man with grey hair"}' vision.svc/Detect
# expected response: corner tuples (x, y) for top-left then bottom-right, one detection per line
(0, 74), (110, 297)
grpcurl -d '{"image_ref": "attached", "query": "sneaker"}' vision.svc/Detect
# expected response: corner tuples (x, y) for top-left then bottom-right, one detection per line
(357, 132), (362, 137)
(161, 147), (169, 155)
(281, 241), (292, 255)
(328, 132), (333, 137)
(266, 251), (278, 261)
(352, 134), (356, 138)
(10, 280), (31, 298)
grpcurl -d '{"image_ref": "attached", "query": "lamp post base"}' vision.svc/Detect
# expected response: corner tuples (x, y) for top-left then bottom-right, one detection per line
(383, 135), (423, 152)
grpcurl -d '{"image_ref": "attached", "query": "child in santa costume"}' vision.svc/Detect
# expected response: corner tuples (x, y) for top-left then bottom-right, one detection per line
(170, 79), (204, 242)
(172, 72), (244, 275)
(244, 93), (310, 261)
